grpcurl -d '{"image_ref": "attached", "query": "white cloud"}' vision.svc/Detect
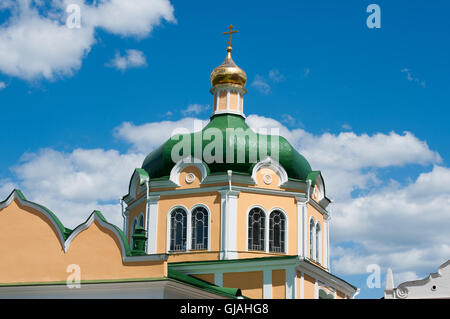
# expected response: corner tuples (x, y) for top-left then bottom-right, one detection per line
(251, 75), (271, 94)
(401, 68), (426, 88)
(9, 148), (144, 227)
(181, 104), (209, 116)
(0, 81), (6, 90)
(268, 69), (285, 83)
(0, 0), (174, 80)
(114, 118), (208, 153)
(107, 49), (147, 71)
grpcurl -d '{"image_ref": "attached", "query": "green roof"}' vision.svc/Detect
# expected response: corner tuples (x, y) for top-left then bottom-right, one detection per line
(142, 114), (312, 181)
(168, 268), (243, 299)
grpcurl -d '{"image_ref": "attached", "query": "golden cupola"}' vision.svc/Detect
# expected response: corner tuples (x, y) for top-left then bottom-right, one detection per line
(210, 25), (247, 118)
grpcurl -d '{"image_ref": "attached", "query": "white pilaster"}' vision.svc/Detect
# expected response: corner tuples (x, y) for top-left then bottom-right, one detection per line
(226, 90), (230, 110)
(285, 267), (296, 299)
(263, 270), (272, 299)
(300, 271), (304, 299)
(296, 197), (307, 257)
(219, 190), (240, 260)
(146, 196), (160, 255)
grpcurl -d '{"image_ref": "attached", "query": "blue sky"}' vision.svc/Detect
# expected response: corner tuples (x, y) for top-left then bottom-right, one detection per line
(1, 0), (450, 299)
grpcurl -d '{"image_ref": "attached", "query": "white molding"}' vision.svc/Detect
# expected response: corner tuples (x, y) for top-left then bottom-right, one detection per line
(169, 157), (208, 186)
(385, 260), (450, 299)
(296, 259), (357, 297)
(171, 257), (300, 275)
(251, 157), (288, 187)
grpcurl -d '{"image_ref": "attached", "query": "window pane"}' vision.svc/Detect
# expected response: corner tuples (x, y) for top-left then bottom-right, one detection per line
(170, 208), (187, 251)
(191, 207), (208, 250)
(269, 211), (285, 253)
(248, 208), (265, 251)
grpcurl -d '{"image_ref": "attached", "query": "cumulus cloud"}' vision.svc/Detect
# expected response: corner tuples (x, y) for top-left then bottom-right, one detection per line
(251, 75), (271, 94)
(114, 117), (208, 153)
(181, 104), (209, 116)
(9, 148), (145, 227)
(0, 0), (174, 80)
(106, 49), (147, 71)
(268, 69), (285, 83)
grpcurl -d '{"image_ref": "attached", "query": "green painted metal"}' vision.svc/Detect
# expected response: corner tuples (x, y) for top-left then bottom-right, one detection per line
(142, 114), (312, 181)
(131, 226), (147, 255)
(167, 267), (243, 299)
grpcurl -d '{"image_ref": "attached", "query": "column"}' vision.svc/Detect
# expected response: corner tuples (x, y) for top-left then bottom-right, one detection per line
(146, 195), (160, 255)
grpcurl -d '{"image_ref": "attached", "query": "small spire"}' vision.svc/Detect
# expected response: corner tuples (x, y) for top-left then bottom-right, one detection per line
(385, 268), (395, 291)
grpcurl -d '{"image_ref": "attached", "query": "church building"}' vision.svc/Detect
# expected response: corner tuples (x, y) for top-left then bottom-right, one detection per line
(0, 26), (358, 299)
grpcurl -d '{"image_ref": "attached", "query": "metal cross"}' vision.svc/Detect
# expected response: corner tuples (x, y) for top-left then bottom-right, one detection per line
(223, 24), (238, 47)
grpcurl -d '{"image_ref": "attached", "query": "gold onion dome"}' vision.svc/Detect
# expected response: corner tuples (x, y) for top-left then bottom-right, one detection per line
(210, 25), (247, 88)
(210, 46), (247, 87)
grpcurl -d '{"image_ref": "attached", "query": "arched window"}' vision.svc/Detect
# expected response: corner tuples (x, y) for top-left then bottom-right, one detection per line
(248, 208), (265, 251)
(191, 206), (208, 250)
(269, 210), (286, 253)
(316, 222), (321, 263)
(170, 208), (187, 252)
(310, 219), (315, 259)
(138, 214), (144, 228)
(130, 218), (137, 248)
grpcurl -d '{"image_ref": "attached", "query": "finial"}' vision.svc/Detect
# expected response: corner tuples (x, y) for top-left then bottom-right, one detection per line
(223, 24), (238, 52)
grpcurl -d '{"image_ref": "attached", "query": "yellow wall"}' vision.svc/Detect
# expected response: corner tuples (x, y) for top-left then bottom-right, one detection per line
(192, 273), (215, 285)
(303, 273), (316, 299)
(223, 271), (263, 299)
(272, 269), (286, 299)
(0, 200), (166, 285)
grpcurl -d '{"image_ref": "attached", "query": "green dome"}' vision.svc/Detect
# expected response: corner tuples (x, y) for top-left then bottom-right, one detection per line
(142, 114), (312, 181)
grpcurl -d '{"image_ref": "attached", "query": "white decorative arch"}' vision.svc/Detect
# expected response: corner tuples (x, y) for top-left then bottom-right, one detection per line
(64, 212), (130, 259)
(314, 174), (325, 202)
(251, 157), (288, 186)
(169, 156), (208, 186)
(129, 168), (149, 199)
(268, 207), (289, 254)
